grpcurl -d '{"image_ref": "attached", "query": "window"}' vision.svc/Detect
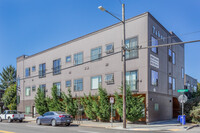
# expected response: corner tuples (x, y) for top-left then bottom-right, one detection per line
(74, 52), (83, 65)
(151, 70), (158, 86)
(25, 87), (31, 96)
(91, 47), (102, 61)
(53, 59), (61, 75)
(126, 37), (138, 59)
(181, 68), (184, 79)
(187, 83), (190, 90)
(105, 73), (114, 84)
(66, 56), (71, 63)
(194, 86), (197, 92)
(172, 78), (176, 90)
(25, 106), (31, 115)
(169, 76), (172, 89)
(39, 84), (46, 96)
(17, 78), (20, 88)
(32, 86), (36, 91)
(53, 82), (61, 96)
(168, 49), (172, 62)
(74, 79), (83, 91)
(25, 68), (30, 77)
(151, 37), (158, 53)
(106, 44), (114, 54)
(172, 52), (175, 64)
(91, 76), (101, 90)
(39, 63), (46, 78)
(126, 70), (138, 91)
(32, 66), (36, 72)
(66, 80), (71, 87)
(152, 26), (155, 34)
(154, 103), (159, 111)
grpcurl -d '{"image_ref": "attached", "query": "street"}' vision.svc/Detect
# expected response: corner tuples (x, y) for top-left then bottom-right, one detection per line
(0, 121), (199, 133)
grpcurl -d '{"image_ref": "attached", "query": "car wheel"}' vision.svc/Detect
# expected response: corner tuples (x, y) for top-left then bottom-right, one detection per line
(8, 117), (12, 123)
(0, 117), (2, 122)
(19, 119), (23, 122)
(65, 123), (70, 126)
(51, 119), (56, 127)
(37, 119), (41, 125)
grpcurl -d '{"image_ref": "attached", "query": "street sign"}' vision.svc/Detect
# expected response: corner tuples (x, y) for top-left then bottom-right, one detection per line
(177, 89), (188, 93)
(110, 97), (114, 104)
(178, 94), (188, 103)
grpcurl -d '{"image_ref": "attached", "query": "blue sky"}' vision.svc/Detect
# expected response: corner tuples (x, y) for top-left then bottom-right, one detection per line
(0, 0), (199, 82)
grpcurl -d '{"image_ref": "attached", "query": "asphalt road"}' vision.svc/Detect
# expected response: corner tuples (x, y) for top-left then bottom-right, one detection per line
(0, 121), (199, 133)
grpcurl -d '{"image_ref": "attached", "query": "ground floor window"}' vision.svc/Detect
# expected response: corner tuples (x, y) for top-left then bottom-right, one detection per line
(74, 79), (83, 91)
(91, 75), (101, 90)
(25, 106), (31, 115)
(53, 82), (61, 96)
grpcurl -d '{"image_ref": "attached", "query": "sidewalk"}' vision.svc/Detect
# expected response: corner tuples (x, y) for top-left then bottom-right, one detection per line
(24, 117), (197, 132)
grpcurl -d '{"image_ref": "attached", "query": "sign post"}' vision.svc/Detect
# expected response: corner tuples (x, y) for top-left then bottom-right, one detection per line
(178, 90), (188, 125)
(110, 97), (114, 127)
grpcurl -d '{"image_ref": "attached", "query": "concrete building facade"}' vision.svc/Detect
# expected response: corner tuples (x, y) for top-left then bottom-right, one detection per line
(16, 12), (184, 122)
(184, 74), (198, 93)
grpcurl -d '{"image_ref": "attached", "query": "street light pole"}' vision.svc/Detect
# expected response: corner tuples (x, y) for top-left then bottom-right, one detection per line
(98, 3), (127, 128)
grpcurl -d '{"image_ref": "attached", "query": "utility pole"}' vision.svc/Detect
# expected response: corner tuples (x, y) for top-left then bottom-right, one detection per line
(122, 3), (127, 129)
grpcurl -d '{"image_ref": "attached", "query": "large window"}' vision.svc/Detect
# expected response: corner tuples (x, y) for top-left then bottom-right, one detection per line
(91, 47), (102, 61)
(25, 68), (30, 77)
(194, 86), (197, 92)
(125, 37), (138, 59)
(151, 36), (158, 53)
(32, 86), (36, 92)
(173, 78), (176, 90)
(126, 70), (138, 91)
(39, 84), (46, 93)
(169, 76), (172, 89)
(25, 87), (31, 96)
(91, 76), (101, 90)
(39, 63), (46, 78)
(53, 59), (61, 75)
(32, 66), (36, 72)
(151, 70), (158, 86)
(25, 106), (31, 115)
(74, 79), (83, 91)
(53, 82), (61, 96)
(74, 52), (83, 65)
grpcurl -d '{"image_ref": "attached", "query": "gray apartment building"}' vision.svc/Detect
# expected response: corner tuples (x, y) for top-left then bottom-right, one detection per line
(16, 12), (184, 122)
(184, 74), (198, 93)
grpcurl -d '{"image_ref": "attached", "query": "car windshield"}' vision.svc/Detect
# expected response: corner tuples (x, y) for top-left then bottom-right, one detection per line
(7, 111), (17, 114)
(54, 111), (66, 115)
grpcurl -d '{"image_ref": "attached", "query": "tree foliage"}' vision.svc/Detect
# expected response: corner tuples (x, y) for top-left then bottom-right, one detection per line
(0, 65), (16, 90)
(97, 86), (110, 122)
(62, 88), (77, 118)
(47, 85), (64, 112)
(2, 84), (17, 110)
(35, 88), (49, 115)
(190, 103), (200, 124)
(114, 86), (145, 122)
(81, 93), (97, 120)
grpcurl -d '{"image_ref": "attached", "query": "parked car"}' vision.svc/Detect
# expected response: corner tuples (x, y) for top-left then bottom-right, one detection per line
(36, 111), (73, 126)
(0, 110), (25, 123)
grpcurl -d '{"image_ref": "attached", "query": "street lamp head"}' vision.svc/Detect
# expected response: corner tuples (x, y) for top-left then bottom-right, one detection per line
(98, 6), (106, 12)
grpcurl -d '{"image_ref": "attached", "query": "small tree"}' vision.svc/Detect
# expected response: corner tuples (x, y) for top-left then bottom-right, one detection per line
(81, 93), (97, 120)
(35, 88), (49, 115)
(47, 85), (64, 111)
(62, 88), (77, 118)
(190, 103), (200, 124)
(97, 86), (110, 122)
(2, 84), (17, 110)
(114, 86), (145, 122)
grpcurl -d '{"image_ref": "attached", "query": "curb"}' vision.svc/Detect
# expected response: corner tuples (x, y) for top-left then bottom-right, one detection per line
(185, 124), (199, 130)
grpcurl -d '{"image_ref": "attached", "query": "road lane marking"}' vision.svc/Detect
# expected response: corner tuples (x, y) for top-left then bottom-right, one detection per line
(78, 131), (99, 133)
(168, 129), (181, 131)
(0, 130), (15, 133)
